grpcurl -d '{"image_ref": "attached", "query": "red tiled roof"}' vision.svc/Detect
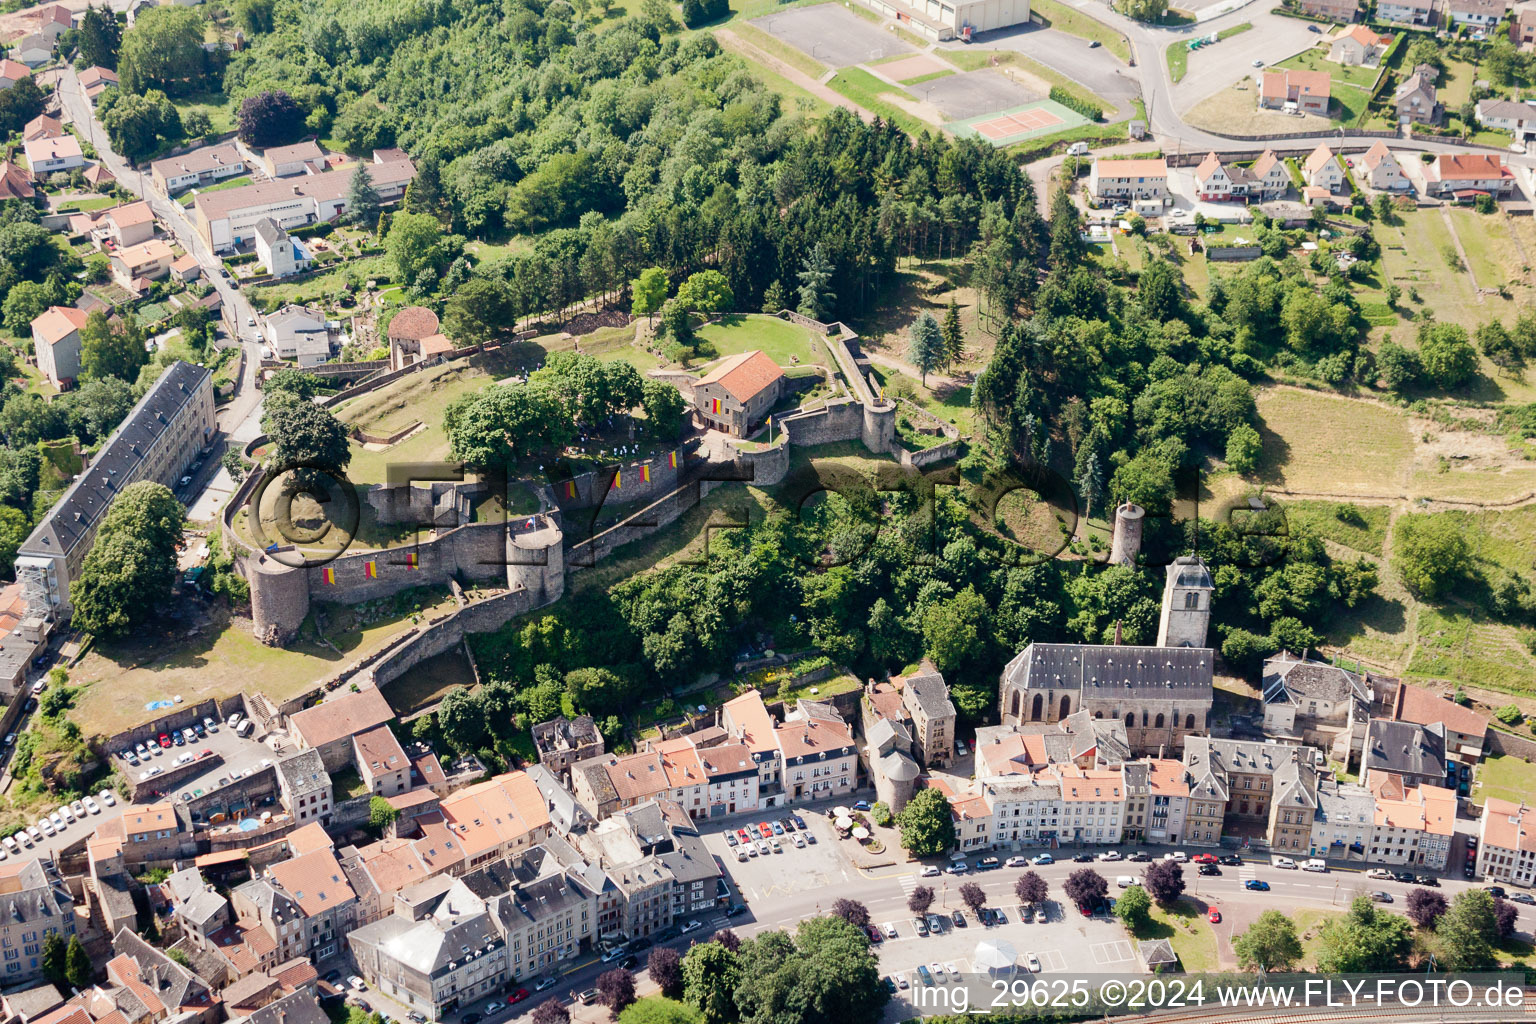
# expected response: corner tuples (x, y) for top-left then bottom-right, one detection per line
(695, 349), (784, 404)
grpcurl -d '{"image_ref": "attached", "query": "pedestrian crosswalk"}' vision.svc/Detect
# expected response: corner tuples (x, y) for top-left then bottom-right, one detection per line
(1238, 865), (1258, 884)
(897, 874), (919, 895)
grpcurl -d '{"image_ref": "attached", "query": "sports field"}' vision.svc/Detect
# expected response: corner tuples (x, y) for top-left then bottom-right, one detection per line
(947, 98), (1087, 145)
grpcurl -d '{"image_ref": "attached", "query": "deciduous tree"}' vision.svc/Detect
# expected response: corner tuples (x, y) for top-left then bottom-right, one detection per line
(895, 788), (955, 857)
(237, 90), (305, 147)
(597, 968), (637, 1013)
(69, 482), (184, 637)
(1062, 869), (1108, 909)
(1015, 871), (1048, 906)
(832, 899), (871, 929)
(1232, 910), (1303, 971)
(648, 947), (683, 999)
(907, 885), (934, 916)
(1405, 888), (1447, 928)
(1114, 883), (1150, 929)
(959, 882), (987, 916)
(1143, 860), (1185, 905)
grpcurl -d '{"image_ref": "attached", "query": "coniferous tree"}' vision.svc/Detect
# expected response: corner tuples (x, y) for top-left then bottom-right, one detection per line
(795, 244), (836, 322)
(908, 312), (942, 386)
(941, 296), (963, 369)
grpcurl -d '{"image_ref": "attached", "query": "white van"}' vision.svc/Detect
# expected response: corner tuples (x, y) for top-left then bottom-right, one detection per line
(1067, 142), (1090, 156)
(1116, 875), (1140, 888)
(236, 720), (254, 738)
(1303, 859), (1328, 873)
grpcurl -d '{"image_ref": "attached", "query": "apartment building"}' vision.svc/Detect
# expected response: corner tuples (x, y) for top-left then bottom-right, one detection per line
(30, 305), (88, 389)
(233, 847), (358, 962)
(15, 362), (214, 618)
(438, 772), (554, 872)
(150, 143), (246, 194)
(1087, 157), (1169, 201)
(0, 859), (75, 984)
(1477, 798), (1536, 886)
(1366, 780), (1455, 869)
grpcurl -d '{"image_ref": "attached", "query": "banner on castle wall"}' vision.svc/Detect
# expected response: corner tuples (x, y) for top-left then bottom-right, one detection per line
(322, 567), (336, 584)
(365, 561), (378, 579)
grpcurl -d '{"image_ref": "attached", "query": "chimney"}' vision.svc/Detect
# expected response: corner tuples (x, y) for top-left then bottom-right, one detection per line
(1113, 620), (1123, 645)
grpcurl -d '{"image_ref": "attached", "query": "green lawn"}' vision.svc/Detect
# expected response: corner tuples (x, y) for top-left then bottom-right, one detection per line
(1218, 21), (1253, 39)
(1030, 0), (1131, 61)
(1128, 900), (1219, 972)
(1293, 908), (1346, 970)
(693, 314), (830, 369)
(826, 67), (928, 135)
(1167, 42), (1188, 83)
(196, 174), (254, 195)
(1279, 500), (1389, 556)
(245, 256), (389, 309)
(1276, 45), (1382, 90)
(53, 195), (118, 213)
(172, 91), (235, 135)
(1471, 754), (1536, 806)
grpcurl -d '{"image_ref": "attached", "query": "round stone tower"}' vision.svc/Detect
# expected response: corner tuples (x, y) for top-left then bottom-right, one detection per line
(247, 553), (311, 646)
(1109, 502), (1145, 566)
(507, 515), (565, 606)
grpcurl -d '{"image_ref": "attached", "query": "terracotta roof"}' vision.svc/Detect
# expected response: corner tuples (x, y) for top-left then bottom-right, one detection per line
(1146, 758), (1189, 797)
(977, 732), (1047, 777)
(1431, 152), (1508, 180)
(1336, 24), (1383, 45)
(24, 114), (61, 139)
(0, 163), (35, 200)
(1482, 797), (1536, 854)
(1261, 68), (1330, 101)
(274, 958), (318, 991)
(107, 201), (154, 229)
(419, 333), (455, 356)
(694, 349), (784, 404)
(116, 238), (173, 269)
(1053, 765), (1124, 801)
(23, 135), (81, 165)
(387, 305), (439, 341)
(121, 801), (176, 840)
(411, 816), (462, 872)
(0, 59), (30, 81)
(438, 771), (551, 860)
(288, 687), (393, 750)
(694, 741), (754, 777)
(722, 689), (777, 754)
(1194, 151), (1222, 181)
(1360, 140), (1395, 172)
(40, 6), (72, 27)
(79, 66), (116, 88)
(267, 847), (355, 918)
(775, 716), (853, 759)
(171, 254), (199, 272)
(410, 750), (443, 787)
(356, 838), (429, 896)
(950, 792), (991, 820)
(1252, 150), (1282, 178)
(1392, 682), (1488, 738)
(1304, 144), (1336, 175)
(0, 582), (26, 635)
(353, 725), (408, 778)
(285, 822), (333, 857)
(1093, 157), (1167, 178)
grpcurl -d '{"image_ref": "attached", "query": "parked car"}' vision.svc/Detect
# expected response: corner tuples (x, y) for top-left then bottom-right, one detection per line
(1098, 850), (1123, 862)
(204, 717), (218, 733)
(1219, 855), (1243, 866)
(534, 977), (558, 992)
(912, 917), (928, 937)
(1272, 856), (1297, 869)
(791, 814), (807, 829)
(1005, 856), (1028, 867)
(951, 909), (966, 928)
(1303, 859), (1328, 872)
(920, 865), (941, 876)
(1416, 875), (1440, 887)
(1392, 871), (1415, 883)
(1031, 853), (1054, 865)
(1025, 953), (1042, 972)
(945, 861), (969, 874)
(725, 831), (737, 846)
(680, 919), (705, 934)
(157, 733), (172, 749)
(1208, 909), (1221, 923)
(1072, 853), (1094, 863)
(976, 857), (1000, 871)
(792, 833), (806, 848)
(1191, 853), (1218, 864)
(1128, 852), (1151, 862)
(883, 922), (898, 938)
(1163, 851), (1187, 863)
(1365, 868), (1394, 880)
(1510, 893), (1536, 906)
(771, 821), (784, 835)
(1484, 886), (1508, 898)
(758, 823), (773, 839)
(601, 946), (629, 963)
(916, 965), (933, 986)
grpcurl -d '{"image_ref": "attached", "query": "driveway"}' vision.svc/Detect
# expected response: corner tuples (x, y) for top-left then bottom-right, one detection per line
(1169, 11), (1320, 113)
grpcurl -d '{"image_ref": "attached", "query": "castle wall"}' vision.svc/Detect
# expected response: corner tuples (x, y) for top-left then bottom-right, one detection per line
(371, 588), (542, 687)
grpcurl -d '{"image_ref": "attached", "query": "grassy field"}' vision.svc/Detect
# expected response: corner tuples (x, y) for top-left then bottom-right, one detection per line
(1030, 0), (1131, 61)
(1253, 389), (1414, 496)
(1167, 41), (1189, 83)
(1276, 44), (1381, 89)
(826, 67), (929, 134)
(693, 314), (829, 369)
(1472, 753), (1536, 806)
(70, 594), (457, 738)
(1293, 908), (1346, 970)
(1280, 500), (1389, 556)
(1130, 900), (1219, 972)
(246, 256), (390, 310)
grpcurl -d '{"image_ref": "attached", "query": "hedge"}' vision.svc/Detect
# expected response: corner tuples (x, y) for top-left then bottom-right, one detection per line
(1049, 85), (1103, 122)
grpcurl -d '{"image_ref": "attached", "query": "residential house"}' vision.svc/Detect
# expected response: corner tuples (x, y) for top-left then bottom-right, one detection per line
(439, 771), (554, 872)
(1475, 97), (1536, 137)
(1378, 0), (1437, 23)
(233, 846), (359, 962)
(1446, 0), (1506, 27)
(347, 879), (508, 1018)
(0, 859), (75, 984)
(691, 349), (785, 438)
(1248, 149), (1291, 199)
(103, 201), (157, 248)
(30, 305), (87, 389)
(1393, 71), (1440, 125)
(1, 984), (65, 1023)
(78, 66), (117, 102)
(13, 362), (214, 617)
(1308, 775), (1376, 861)
(1425, 152), (1516, 197)
(252, 218), (310, 279)
(0, 163), (36, 200)
(82, 164), (113, 190)
(1329, 24), (1386, 65)
(1476, 798), (1536, 885)
(22, 114), (59, 141)
(1261, 650), (1373, 761)
(105, 801), (184, 867)
(286, 688), (392, 771)
(1303, 144), (1345, 192)
(1383, 681), (1489, 763)
(171, 254), (200, 282)
(1295, 0), (1358, 19)
(275, 749), (333, 824)
(260, 305), (331, 366)
(1361, 718), (1446, 793)
(981, 773), (1063, 847)
(1514, 0), (1536, 44)
(385, 306), (448, 372)
(531, 717), (604, 780)
(0, 60), (30, 89)
(899, 667), (957, 768)
(1144, 758), (1192, 845)
(193, 154), (415, 251)
(720, 690), (784, 805)
(12, 35), (51, 68)
(1087, 156), (1169, 201)
(1366, 776), (1456, 869)
(260, 140), (326, 178)
(1193, 151), (1252, 201)
(776, 700), (859, 804)
(480, 849), (601, 981)
(574, 800), (719, 939)
(107, 930), (219, 1024)
(109, 238), (174, 289)
(1359, 140), (1411, 191)
(164, 867), (231, 950)
(355, 726), (411, 798)
(1182, 737), (1328, 849)
(24, 135), (83, 179)
(1258, 69), (1331, 115)
(247, 991), (328, 1024)
(570, 735), (758, 821)
(33, 6), (73, 45)
(150, 143), (246, 194)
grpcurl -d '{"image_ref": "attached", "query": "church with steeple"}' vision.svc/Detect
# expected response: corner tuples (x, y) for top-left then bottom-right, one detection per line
(997, 555), (1216, 755)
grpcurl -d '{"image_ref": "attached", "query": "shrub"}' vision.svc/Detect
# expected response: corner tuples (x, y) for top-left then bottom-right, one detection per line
(1048, 85), (1103, 121)
(1495, 704), (1523, 726)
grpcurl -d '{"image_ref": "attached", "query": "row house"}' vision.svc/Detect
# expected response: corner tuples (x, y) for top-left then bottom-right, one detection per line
(1361, 718), (1447, 793)
(231, 846), (358, 963)
(438, 772), (554, 872)
(1182, 737), (1328, 849)
(1087, 157), (1168, 201)
(1477, 798), (1536, 886)
(0, 860), (75, 984)
(1295, 0), (1358, 20)
(1382, 682), (1489, 763)
(569, 736), (758, 822)
(1365, 777), (1456, 869)
(1446, 0), (1506, 28)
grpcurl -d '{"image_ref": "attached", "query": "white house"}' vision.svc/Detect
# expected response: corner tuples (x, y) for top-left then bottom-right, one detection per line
(1249, 149), (1291, 199)
(194, 154), (415, 251)
(30, 305), (87, 388)
(1358, 141), (1408, 190)
(1476, 97), (1536, 136)
(1302, 143), (1344, 192)
(262, 305), (331, 366)
(24, 135), (84, 179)
(1377, 0), (1436, 22)
(253, 218), (311, 279)
(1088, 157), (1169, 201)
(1328, 24), (1386, 66)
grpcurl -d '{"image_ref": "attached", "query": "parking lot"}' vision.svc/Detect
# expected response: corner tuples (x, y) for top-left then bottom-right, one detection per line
(114, 713), (280, 804)
(700, 809), (852, 907)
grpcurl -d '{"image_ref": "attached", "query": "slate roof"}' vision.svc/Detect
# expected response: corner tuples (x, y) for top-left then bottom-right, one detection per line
(1263, 651), (1370, 705)
(903, 669), (956, 720)
(16, 361), (209, 564)
(276, 748), (329, 799)
(248, 991), (329, 1024)
(1003, 643), (1213, 701)
(1363, 718), (1445, 781)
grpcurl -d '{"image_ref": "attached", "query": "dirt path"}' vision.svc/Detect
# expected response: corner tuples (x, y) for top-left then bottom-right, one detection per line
(1439, 206), (1483, 297)
(716, 29), (875, 123)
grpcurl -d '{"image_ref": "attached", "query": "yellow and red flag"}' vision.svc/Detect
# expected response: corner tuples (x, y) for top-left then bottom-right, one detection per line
(642, 465), (651, 483)
(364, 561), (377, 579)
(614, 470), (622, 489)
(565, 480), (577, 498)
(406, 552), (419, 570)
(668, 451), (678, 469)
(322, 567), (336, 584)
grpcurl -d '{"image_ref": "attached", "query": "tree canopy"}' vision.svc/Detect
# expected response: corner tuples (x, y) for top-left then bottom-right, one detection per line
(70, 482), (186, 637)
(895, 788), (955, 857)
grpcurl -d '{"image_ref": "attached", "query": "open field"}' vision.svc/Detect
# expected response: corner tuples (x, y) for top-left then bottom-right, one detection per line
(246, 256), (390, 309)
(826, 67), (930, 134)
(694, 314), (830, 369)
(70, 594), (457, 738)
(1183, 81), (1341, 135)
(1279, 500), (1389, 556)
(1253, 389), (1413, 496)
(1472, 753), (1536, 806)
(1276, 43), (1381, 89)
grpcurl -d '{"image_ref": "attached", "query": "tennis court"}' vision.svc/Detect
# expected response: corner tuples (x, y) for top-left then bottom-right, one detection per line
(947, 98), (1088, 146)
